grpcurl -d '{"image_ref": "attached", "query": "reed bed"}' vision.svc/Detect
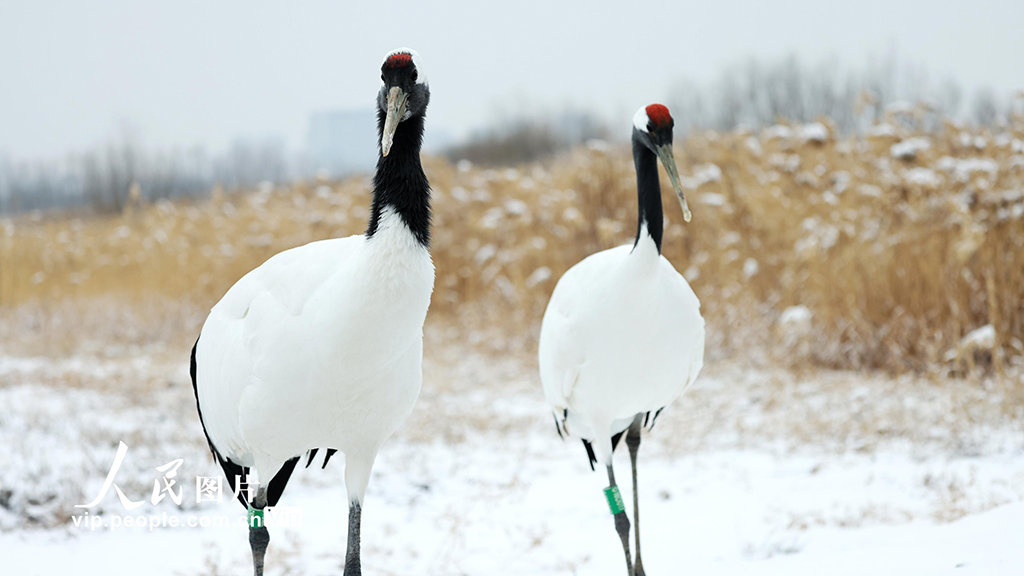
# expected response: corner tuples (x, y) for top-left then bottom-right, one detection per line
(3, 113), (1023, 376)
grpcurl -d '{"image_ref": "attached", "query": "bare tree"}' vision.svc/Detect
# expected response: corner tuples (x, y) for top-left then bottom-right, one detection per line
(666, 51), (982, 135)
(444, 108), (609, 166)
(972, 87), (1000, 126)
(937, 79), (963, 117)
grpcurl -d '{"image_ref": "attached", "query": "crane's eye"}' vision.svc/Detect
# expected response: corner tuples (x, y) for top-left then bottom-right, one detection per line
(410, 70), (418, 82)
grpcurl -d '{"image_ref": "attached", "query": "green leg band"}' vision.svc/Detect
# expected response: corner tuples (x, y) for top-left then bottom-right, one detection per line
(604, 485), (625, 515)
(248, 505), (265, 528)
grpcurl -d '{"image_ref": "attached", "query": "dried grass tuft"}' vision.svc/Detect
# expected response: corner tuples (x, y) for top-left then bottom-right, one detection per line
(3, 116), (1024, 375)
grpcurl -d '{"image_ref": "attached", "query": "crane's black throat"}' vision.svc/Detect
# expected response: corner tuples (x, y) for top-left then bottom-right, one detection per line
(632, 138), (664, 253)
(366, 109), (431, 248)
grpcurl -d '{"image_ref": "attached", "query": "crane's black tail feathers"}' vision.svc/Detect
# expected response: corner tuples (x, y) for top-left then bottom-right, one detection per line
(191, 336), (300, 509)
(576, 408), (665, 471)
(322, 448), (338, 468)
(552, 412), (566, 440)
(580, 431), (625, 472)
(304, 448), (338, 470)
(582, 439), (597, 471)
(611, 430), (625, 454)
(647, 407), (665, 431)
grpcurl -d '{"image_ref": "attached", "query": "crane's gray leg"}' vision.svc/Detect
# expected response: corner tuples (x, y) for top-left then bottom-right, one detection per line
(342, 448), (378, 573)
(626, 414), (646, 576)
(606, 461), (634, 576)
(343, 500), (363, 576)
(343, 450), (376, 576)
(248, 486), (269, 576)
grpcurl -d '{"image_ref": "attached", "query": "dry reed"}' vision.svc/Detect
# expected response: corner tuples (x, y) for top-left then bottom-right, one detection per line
(2, 112), (1023, 375)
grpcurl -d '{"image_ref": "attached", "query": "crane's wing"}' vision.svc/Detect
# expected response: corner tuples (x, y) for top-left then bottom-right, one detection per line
(538, 245), (630, 410)
(212, 236), (364, 320)
(194, 235), (364, 465)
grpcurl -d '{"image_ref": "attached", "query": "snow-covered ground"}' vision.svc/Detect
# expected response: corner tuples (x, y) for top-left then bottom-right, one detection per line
(2, 333), (1023, 575)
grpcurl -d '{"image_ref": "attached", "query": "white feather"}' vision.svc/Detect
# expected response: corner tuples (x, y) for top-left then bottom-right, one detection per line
(633, 106), (651, 133)
(382, 47), (428, 85)
(538, 226), (705, 465)
(195, 207), (434, 499)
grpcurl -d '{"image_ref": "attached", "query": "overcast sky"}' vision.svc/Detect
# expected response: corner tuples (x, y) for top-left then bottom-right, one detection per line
(2, 0), (1022, 162)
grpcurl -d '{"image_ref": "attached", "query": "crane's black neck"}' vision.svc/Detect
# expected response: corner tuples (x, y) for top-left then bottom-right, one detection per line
(366, 110), (431, 247)
(632, 138), (663, 254)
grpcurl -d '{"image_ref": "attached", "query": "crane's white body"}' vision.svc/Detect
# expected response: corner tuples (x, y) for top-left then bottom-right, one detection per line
(195, 208), (434, 499)
(538, 227), (705, 464)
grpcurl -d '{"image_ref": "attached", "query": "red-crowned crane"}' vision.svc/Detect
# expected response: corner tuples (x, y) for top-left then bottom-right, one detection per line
(191, 48), (432, 576)
(538, 104), (705, 576)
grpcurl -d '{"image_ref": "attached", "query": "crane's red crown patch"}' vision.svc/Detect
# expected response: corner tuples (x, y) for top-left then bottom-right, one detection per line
(385, 53), (413, 68)
(645, 104), (672, 128)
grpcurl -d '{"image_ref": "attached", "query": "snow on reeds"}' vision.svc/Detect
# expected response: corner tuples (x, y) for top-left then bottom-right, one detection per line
(2, 117), (1023, 375)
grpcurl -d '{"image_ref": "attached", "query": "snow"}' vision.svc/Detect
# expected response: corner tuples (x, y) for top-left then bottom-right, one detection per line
(798, 123), (829, 144)
(902, 168), (941, 187)
(779, 305), (812, 327)
(3, 339), (1023, 575)
(526, 267), (552, 288)
(700, 192), (728, 206)
(858, 184), (883, 197)
(867, 123), (898, 138)
(960, 325), (996, 351)
(884, 101), (915, 115)
(475, 244), (498, 264)
(745, 136), (763, 156)
(890, 138), (931, 160)
(831, 170), (850, 194)
(763, 125), (793, 141)
(935, 157), (1000, 183)
(959, 133), (988, 150)
(8, 447), (1024, 575)
(682, 164), (723, 190)
(743, 258), (759, 278)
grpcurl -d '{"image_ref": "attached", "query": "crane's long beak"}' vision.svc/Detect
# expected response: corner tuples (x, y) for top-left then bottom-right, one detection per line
(655, 144), (691, 222)
(381, 86), (408, 157)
